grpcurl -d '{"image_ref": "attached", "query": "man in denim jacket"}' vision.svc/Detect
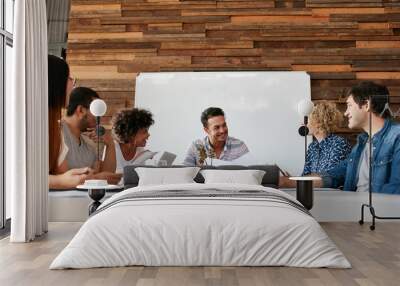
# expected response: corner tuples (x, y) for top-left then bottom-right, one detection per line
(319, 81), (400, 194)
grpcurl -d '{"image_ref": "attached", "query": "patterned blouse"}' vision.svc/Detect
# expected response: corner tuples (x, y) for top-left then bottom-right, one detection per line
(302, 134), (352, 176)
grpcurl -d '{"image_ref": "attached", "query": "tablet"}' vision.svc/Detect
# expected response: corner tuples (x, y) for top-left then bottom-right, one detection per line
(154, 151), (177, 166)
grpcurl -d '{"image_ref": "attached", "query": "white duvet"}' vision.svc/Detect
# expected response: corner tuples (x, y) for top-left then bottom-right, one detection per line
(50, 183), (351, 269)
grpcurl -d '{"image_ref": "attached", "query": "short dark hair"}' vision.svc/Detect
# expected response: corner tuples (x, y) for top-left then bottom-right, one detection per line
(66, 87), (100, 116)
(201, 107), (225, 127)
(349, 81), (391, 118)
(111, 108), (154, 144)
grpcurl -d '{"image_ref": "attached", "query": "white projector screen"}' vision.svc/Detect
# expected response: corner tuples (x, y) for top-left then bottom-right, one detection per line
(135, 71), (311, 175)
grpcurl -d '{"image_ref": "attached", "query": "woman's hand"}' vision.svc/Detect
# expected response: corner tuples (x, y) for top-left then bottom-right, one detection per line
(61, 167), (90, 186)
(278, 176), (296, 188)
(50, 167), (91, 189)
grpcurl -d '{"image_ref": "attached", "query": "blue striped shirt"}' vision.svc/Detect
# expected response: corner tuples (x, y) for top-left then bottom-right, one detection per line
(183, 136), (249, 166)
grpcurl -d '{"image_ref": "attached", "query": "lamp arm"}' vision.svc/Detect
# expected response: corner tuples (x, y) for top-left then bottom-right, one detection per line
(96, 116), (101, 161)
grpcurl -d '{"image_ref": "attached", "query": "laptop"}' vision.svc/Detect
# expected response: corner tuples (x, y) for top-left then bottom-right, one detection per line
(152, 151), (177, 166)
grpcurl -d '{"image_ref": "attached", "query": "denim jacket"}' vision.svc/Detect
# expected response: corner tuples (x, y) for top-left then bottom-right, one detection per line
(322, 120), (400, 194)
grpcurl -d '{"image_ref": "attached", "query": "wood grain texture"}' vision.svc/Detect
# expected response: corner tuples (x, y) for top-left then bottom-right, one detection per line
(1, 222), (400, 285)
(67, 0), (400, 141)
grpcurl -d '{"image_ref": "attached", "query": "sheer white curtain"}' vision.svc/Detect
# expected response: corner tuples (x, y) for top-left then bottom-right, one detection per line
(8, 0), (48, 242)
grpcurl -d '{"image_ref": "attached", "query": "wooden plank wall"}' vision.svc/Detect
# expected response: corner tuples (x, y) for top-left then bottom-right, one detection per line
(67, 0), (400, 140)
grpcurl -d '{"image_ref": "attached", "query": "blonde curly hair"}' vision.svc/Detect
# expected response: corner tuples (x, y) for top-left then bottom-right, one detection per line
(309, 101), (343, 134)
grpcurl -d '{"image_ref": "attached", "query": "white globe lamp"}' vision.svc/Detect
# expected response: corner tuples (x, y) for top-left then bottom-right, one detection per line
(90, 99), (107, 117)
(297, 99), (314, 117)
(90, 99), (107, 161)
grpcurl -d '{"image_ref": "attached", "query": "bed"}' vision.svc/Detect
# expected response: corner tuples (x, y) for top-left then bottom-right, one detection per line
(50, 183), (350, 269)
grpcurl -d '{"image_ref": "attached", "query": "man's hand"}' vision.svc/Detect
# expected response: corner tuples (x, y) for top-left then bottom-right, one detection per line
(84, 128), (114, 147)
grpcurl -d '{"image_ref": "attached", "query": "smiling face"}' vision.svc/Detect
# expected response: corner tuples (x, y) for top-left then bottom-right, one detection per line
(204, 115), (228, 144)
(344, 95), (369, 130)
(131, 128), (150, 147)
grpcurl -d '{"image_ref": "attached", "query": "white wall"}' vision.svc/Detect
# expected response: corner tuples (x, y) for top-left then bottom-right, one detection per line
(135, 71), (311, 175)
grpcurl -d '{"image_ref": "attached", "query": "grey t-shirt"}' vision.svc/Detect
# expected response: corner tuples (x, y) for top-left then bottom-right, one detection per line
(61, 121), (97, 169)
(356, 142), (371, 192)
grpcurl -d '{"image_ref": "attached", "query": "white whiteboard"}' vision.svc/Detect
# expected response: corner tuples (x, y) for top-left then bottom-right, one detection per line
(135, 71), (311, 175)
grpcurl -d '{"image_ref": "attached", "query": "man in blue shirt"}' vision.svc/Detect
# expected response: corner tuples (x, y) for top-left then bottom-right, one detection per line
(318, 81), (400, 194)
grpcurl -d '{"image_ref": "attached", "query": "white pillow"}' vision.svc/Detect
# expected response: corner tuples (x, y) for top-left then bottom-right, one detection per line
(136, 167), (200, 186)
(200, 169), (266, 185)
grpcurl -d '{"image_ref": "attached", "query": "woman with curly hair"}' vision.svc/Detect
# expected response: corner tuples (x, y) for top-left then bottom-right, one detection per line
(111, 108), (155, 174)
(302, 100), (352, 176)
(280, 101), (351, 188)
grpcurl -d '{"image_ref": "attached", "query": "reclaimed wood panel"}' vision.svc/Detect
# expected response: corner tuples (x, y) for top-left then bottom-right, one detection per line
(181, 9), (311, 17)
(68, 0), (400, 142)
(230, 15), (330, 23)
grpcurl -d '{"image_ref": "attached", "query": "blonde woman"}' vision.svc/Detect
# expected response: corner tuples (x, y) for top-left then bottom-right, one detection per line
(302, 100), (351, 175)
(280, 101), (351, 188)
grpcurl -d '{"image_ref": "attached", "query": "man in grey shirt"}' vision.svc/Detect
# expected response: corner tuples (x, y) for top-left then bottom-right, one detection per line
(61, 87), (121, 184)
(61, 120), (97, 170)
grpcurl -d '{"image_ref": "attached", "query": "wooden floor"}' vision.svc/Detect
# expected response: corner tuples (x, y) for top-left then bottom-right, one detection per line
(0, 222), (399, 286)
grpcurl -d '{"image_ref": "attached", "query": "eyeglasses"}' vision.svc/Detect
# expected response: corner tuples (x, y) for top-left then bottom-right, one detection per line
(68, 76), (77, 87)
